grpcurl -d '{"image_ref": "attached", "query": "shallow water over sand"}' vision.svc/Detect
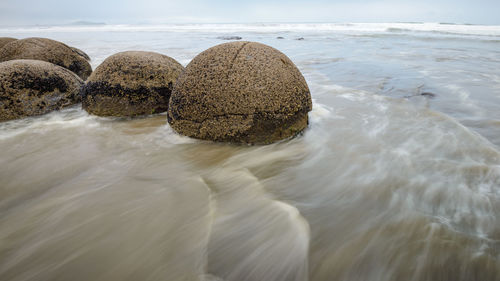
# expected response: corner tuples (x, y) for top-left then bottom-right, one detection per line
(1, 23), (500, 281)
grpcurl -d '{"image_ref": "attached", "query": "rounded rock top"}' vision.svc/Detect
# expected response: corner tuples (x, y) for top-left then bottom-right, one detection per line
(0, 37), (92, 80)
(86, 51), (183, 88)
(168, 41), (312, 144)
(82, 51), (184, 117)
(0, 59), (83, 122)
(0, 37), (17, 49)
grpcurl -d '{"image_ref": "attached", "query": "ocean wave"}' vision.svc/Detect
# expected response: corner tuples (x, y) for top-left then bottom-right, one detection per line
(1, 23), (500, 37)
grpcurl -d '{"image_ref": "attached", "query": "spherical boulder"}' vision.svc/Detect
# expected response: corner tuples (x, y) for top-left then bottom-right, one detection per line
(0, 37), (16, 49)
(0, 37), (92, 80)
(167, 41), (312, 144)
(81, 51), (184, 117)
(0, 59), (83, 122)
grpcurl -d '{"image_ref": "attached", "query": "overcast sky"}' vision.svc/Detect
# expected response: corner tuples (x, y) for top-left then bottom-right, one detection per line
(0, 0), (499, 26)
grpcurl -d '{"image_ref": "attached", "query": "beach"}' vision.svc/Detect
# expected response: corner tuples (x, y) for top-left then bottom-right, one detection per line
(1, 23), (500, 280)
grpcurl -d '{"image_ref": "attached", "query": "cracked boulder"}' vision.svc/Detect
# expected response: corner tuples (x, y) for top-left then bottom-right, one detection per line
(81, 51), (184, 117)
(0, 59), (83, 122)
(0, 37), (17, 49)
(0, 37), (92, 80)
(167, 41), (312, 144)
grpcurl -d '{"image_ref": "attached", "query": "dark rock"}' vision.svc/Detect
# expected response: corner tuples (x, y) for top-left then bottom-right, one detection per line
(0, 37), (17, 50)
(168, 41), (312, 144)
(217, 36), (243, 40)
(82, 51), (184, 117)
(0, 59), (83, 122)
(70, 46), (91, 61)
(0, 37), (92, 80)
(421, 92), (436, 98)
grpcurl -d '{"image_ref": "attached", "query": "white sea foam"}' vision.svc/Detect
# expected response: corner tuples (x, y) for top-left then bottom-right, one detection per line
(0, 107), (97, 141)
(155, 124), (199, 145)
(1, 23), (499, 37)
(309, 100), (337, 124)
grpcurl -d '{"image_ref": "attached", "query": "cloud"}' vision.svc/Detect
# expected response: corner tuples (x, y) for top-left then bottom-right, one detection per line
(0, 0), (498, 25)
(246, 1), (471, 23)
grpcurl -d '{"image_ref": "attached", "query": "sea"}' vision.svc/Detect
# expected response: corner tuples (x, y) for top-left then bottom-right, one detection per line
(1, 23), (500, 281)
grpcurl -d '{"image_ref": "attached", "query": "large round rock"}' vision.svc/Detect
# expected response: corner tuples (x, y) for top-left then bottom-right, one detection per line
(0, 60), (83, 122)
(0, 37), (92, 80)
(168, 41), (312, 144)
(82, 51), (184, 117)
(0, 37), (16, 49)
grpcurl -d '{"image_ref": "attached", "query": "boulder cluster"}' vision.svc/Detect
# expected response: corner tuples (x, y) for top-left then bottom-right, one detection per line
(0, 60), (83, 122)
(0, 37), (312, 144)
(0, 38), (92, 80)
(0, 37), (89, 122)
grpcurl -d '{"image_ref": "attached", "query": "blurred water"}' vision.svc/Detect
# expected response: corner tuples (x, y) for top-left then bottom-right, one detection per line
(1, 23), (500, 281)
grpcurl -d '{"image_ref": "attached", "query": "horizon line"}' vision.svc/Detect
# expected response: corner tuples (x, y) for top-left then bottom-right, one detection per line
(1, 21), (498, 28)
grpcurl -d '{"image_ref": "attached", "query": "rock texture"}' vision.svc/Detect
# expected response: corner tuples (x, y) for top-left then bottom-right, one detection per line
(168, 41), (312, 144)
(81, 51), (184, 117)
(0, 37), (92, 80)
(0, 59), (83, 122)
(70, 46), (91, 61)
(0, 37), (17, 50)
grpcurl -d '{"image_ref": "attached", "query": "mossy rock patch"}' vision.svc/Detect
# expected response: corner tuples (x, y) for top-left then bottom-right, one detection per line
(81, 51), (184, 117)
(0, 59), (83, 122)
